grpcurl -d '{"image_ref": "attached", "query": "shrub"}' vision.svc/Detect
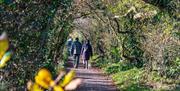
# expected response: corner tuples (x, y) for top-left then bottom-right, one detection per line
(166, 57), (180, 78)
(104, 61), (134, 74)
(104, 63), (121, 74)
(90, 55), (108, 68)
(112, 68), (150, 90)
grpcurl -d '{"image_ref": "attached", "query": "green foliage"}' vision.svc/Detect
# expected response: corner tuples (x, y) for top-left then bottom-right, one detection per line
(150, 71), (165, 82)
(113, 68), (142, 85)
(109, 47), (121, 62)
(63, 50), (69, 63)
(90, 55), (108, 68)
(87, 0), (179, 90)
(123, 84), (151, 91)
(141, 70), (180, 90)
(61, 48), (70, 67)
(104, 63), (121, 74)
(0, 0), (73, 90)
(104, 61), (134, 74)
(166, 57), (180, 78)
(112, 68), (151, 90)
(0, 80), (8, 91)
(0, 0), (179, 90)
(144, 0), (171, 8)
(123, 34), (144, 68)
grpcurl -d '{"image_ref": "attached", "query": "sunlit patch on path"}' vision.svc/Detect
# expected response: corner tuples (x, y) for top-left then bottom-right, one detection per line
(67, 58), (119, 91)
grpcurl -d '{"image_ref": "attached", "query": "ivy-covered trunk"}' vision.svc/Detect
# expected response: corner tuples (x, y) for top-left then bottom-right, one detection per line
(0, 0), (73, 90)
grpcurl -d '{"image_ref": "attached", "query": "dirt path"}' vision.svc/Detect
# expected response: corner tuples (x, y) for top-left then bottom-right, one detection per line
(66, 58), (119, 91)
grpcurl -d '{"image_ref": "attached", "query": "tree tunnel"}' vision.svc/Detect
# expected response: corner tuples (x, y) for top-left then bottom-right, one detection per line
(0, 0), (179, 90)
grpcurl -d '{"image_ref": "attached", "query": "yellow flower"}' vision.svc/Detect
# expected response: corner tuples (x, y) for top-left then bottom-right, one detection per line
(53, 86), (64, 91)
(32, 83), (43, 91)
(0, 32), (9, 59)
(35, 68), (53, 89)
(0, 51), (12, 68)
(37, 69), (52, 79)
(50, 80), (56, 87)
(59, 70), (75, 87)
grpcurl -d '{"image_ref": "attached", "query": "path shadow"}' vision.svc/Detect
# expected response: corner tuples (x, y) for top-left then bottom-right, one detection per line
(76, 83), (119, 91)
(66, 57), (119, 91)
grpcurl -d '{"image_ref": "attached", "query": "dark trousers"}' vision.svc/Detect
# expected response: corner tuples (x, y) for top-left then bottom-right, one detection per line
(73, 54), (80, 68)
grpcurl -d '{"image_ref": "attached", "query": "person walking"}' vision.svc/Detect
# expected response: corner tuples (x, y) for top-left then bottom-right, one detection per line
(81, 40), (93, 69)
(71, 37), (82, 68)
(66, 37), (73, 56)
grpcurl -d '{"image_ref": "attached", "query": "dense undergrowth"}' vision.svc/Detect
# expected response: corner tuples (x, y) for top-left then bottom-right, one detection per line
(91, 56), (180, 91)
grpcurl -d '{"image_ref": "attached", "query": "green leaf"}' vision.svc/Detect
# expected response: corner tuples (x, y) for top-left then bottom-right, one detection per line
(0, 0), (4, 4)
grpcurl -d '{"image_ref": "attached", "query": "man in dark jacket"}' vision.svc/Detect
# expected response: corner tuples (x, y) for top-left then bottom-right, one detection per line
(81, 40), (93, 69)
(71, 37), (82, 68)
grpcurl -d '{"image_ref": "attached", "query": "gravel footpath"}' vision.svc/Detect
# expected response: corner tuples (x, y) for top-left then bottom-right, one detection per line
(66, 58), (119, 91)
